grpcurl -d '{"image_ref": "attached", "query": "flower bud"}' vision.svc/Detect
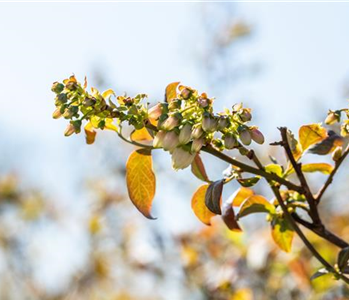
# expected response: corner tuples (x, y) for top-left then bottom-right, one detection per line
(332, 146), (342, 162)
(239, 129), (251, 145)
(171, 147), (196, 170)
(191, 125), (203, 139)
(191, 138), (204, 153)
(250, 128), (265, 144)
(55, 93), (68, 105)
(198, 96), (210, 108)
(83, 97), (96, 107)
(148, 103), (163, 120)
(52, 107), (62, 119)
(153, 130), (166, 148)
(64, 124), (75, 136)
(65, 81), (78, 91)
(325, 110), (340, 125)
(179, 124), (192, 145)
(202, 115), (218, 133)
(162, 131), (179, 151)
(168, 99), (181, 111)
(180, 88), (192, 100)
(341, 121), (349, 137)
(239, 108), (252, 122)
(51, 82), (64, 94)
(162, 113), (182, 131)
(224, 133), (238, 149)
(232, 103), (243, 112)
(217, 116), (230, 131)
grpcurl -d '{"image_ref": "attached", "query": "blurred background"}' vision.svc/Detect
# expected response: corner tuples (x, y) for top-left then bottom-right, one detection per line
(1, 2), (349, 299)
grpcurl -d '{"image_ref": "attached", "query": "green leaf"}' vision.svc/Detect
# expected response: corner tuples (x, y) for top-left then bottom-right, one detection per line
(205, 180), (224, 215)
(271, 217), (294, 252)
(238, 195), (275, 219)
(265, 164), (283, 177)
(338, 246), (349, 271)
(191, 154), (211, 183)
(237, 177), (260, 187)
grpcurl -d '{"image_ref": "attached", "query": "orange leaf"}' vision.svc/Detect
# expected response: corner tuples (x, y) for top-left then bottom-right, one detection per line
(130, 128), (153, 142)
(191, 185), (216, 226)
(126, 149), (156, 219)
(299, 124), (327, 152)
(165, 82), (180, 102)
(231, 187), (254, 207)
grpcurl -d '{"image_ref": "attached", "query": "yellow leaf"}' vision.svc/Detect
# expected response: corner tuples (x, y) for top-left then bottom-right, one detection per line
(191, 184), (216, 226)
(288, 163), (334, 175)
(102, 89), (116, 99)
(105, 118), (118, 132)
(231, 187), (254, 207)
(271, 217), (294, 252)
(130, 128), (153, 142)
(238, 195), (275, 218)
(299, 124), (327, 152)
(126, 149), (156, 219)
(165, 81), (180, 102)
(265, 164), (283, 177)
(84, 122), (97, 145)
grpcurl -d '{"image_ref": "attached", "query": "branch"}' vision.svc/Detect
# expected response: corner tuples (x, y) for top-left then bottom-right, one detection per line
(279, 127), (321, 225)
(201, 144), (302, 193)
(271, 186), (349, 284)
(316, 143), (349, 203)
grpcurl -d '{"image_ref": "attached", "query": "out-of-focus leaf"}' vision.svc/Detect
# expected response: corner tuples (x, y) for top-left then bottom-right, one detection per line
(299, 124), (327, 152)
(165, 82), (180, 102)
(338, 246), (349, 271)
(102, 89), (116, 99)
(308, 131), (343, 155)
(105, 118), (118, 132)
(286, 129), (302, 161)
(310, 268), (330, 281)
(130, 128), (153, 142)
(288, 163), (334, 175)
(191, 154), (210, 183)
(205, 180), (224, 215)
(126, 149), (156, 219)
(191, 184), (215, 225)
(265, 164), (283, 177)
(271, 217), (294, 252)
(222, 193), (242, 232)
(84, 122), (97, 145)
(237, 177), (260, 187)
(230, 187), (254, 207)
(238, 195), (275, 219)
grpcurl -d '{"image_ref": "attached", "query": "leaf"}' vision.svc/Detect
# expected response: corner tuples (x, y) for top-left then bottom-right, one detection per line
(191, 154), (210, 183)
(130, 128), (153, 142)
(222, 195), (242, 232)
(286, 129), (302, 161)
(84, 122), (97, 145)
(288, 163), (334, 175)
(230, 187), (254, 207)
(271, 217), (294, 252)
(265, 164), (283, 177)
(105, 118), (118, 132)
(310, 268), (330, 281)
(338, 246), (349, 271)
(191, 185), (216, 225)
(238, 195), (275, 219)
(165, 82), (180, 103)
(299, 123), (327, 152)
(102, 89), (116, 99)
(205, 180), (224, 215)
(237, 177), (260, 187)
(126, 149), (156, 219)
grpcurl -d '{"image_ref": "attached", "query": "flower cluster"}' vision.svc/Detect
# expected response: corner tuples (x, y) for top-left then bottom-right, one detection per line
(51, 76), (264, 170)
(325, 108), (349, 136)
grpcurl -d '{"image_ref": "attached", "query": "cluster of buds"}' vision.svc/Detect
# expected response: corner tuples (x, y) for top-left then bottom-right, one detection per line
(52, 76), (265, 170)
(149, 86), (264, 169)
(325, 109), (349, 137)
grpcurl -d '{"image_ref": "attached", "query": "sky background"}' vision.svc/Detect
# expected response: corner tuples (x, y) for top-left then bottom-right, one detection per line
(1, 2), (349, 294)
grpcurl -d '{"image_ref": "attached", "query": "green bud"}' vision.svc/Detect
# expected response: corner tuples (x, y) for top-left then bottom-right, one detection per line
(179, 124), (192, 145)
(65, 81), (78, 91)
(55, 93), (68, 105)
(168, 99), (181, 111)
(162, 131), (179, 152)
(239, 129), (251, 145)
(171, 147), (196, 170)
(332, 146), (342, 162)
(51, 82), (64, 94)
